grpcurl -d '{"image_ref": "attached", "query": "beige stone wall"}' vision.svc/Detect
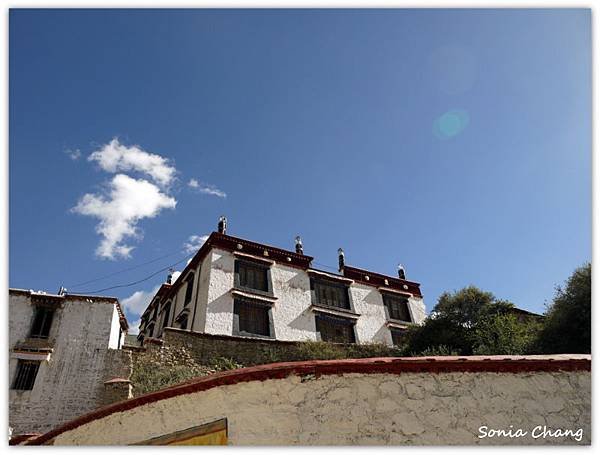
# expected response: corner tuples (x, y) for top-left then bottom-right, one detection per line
(51, 369), (590, 445)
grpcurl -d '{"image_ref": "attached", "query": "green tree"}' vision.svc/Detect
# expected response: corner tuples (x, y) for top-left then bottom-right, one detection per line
(433, 286), (513, 327)
(473, 313), (541, 355)
(536, 263), (591, 354)
(403, 286), (536, 356)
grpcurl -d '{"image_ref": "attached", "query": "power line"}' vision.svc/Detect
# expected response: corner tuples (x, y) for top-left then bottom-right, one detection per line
(312, 261), (340, 272)
(68, 249), (187, 290)
(76, 255), (193, 295)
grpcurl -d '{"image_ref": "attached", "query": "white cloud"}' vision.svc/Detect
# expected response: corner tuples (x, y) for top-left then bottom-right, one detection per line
(196, 183), (227, 198)
(128, 318), (141, 335)
(171, 270), (182, 283)
(122, 284), (161, 317)
(188, 178), (226, 198)
(72, 174), (176, 259)
(65, 148), (81, 160)
(183, 234), (209, 254)
(88, 138), (176, 187)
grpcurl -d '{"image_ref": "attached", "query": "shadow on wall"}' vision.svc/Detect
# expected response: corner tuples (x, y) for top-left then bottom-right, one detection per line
(362, 288), (384, 307)
(286, 309), (318, 336)
(372, 325), (392, 345)
(211, 253), (233, 273)
(283, 272), (310, 292)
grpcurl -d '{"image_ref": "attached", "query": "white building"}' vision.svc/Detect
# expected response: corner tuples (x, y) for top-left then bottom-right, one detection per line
(139, 219), (426, 346)
(9, 289), (130, 436)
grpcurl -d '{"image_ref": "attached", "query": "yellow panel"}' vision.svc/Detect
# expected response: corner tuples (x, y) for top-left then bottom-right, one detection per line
(169, 429), (227, 446)
(131, 418), (228, 446)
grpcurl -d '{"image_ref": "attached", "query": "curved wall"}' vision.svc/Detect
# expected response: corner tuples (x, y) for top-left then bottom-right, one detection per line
(30, 355), (590, 446)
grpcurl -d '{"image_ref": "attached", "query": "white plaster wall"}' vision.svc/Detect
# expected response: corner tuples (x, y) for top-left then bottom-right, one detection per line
(408, 296), (427, 324)
(9, 293), (34, 347)
(349, 284), (390, 344)
(107, 306), (121, 349)
(9, 294), (124, 434)
(204, 249), (236, 336)
(192, 253), (213, 333)
(197, 248), (426, 345)
(52, 370), (591, 446)
(270, 263), (317, 341)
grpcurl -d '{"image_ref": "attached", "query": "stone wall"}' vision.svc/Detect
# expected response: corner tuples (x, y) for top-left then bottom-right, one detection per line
(34, 356), (591, 446)
(160, 328), (403, 366)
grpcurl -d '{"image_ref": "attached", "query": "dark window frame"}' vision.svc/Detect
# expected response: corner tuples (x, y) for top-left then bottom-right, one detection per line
(234, 259), (273, 297)
(310, 278), (352, 311)
(29, 306), (55, 339)
(152, 303), (159, 322)
(315, 313), (356, 344)
(390, 327), (408, 347)
(179, 314), (189, 330)
(161, 301), (172, 329)
(12, 360), (41, 391)
(184, 273), (195, 306)
(382, 293), (412, 323)
(232, 298), (274, 339)
(146, 322), (155, 338)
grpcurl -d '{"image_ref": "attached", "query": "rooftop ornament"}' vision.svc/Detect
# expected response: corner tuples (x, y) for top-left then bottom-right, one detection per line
(218, 215), (227, 234)
(398, 264), (406, 280)
(295, 236), (303, 255)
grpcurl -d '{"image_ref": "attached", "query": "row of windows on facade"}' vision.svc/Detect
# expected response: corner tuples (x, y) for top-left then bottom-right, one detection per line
(233, 300), (409, 345)
(144, 259), (413, 344)
(11, 305), (58, 390)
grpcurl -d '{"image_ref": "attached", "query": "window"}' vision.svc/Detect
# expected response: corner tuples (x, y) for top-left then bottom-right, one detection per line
(179, 314), (189, 330)
(162, 302), (171, 329)
(12, 360), (40, 390)
(147, 323), (155, 338)
(315, 314), (356, 343)
(383, 294), (412, 322)
(311, 279), (350, 310)
(30, 306), (55, 339)
(184, 274), (195, 306)
(390, 328), (407, 347)
(152, 303), (159, 322)
(233, 299), (271, 337)
(235, 260), (270, 294)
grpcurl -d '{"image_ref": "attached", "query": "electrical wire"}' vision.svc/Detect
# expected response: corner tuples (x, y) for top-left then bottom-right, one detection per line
(67, 249), (187, 290)
(312, 261), (340, 272)
(75, 254), (194, 295)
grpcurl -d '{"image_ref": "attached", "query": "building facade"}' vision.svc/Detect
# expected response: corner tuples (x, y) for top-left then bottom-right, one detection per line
(9, 289), (130, 435)
(139, 222), (426, 346)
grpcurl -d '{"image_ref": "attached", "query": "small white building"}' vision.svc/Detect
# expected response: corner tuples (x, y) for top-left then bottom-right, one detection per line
(139, 220), (426, 346)
(9, 289), (129, 436)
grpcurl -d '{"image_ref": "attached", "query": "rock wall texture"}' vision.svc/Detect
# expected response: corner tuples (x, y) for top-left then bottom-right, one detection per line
(159, 328), (403, 367)
(35, 356), (591, 446)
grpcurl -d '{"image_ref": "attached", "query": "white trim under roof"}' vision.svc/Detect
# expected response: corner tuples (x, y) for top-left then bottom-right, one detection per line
(233, 251), (275, 265)
(310, 304), (360, 320)
(386, 320), (413, 329)
(231, 289), (278, 304)
(11, 350), (52, 362)
(307, 269), (354, 284)
(378, 286), (413, 297)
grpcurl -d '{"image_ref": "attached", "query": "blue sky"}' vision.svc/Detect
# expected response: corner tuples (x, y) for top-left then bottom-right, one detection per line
(9, 9), (590, 330)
